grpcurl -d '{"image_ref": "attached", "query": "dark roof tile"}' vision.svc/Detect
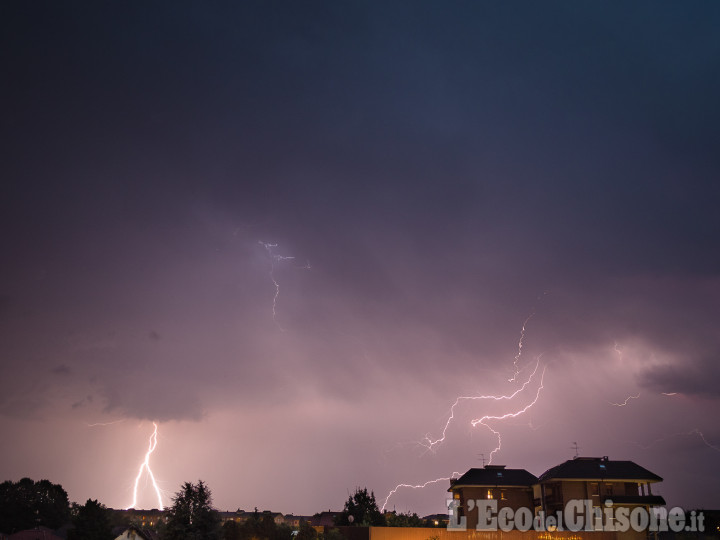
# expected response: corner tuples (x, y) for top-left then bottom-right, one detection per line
(538, 457), (662, 482)
(449, 466), (538, 489)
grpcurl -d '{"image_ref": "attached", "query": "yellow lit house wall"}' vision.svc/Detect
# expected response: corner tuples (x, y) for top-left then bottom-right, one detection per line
(452, 485), (535, 530)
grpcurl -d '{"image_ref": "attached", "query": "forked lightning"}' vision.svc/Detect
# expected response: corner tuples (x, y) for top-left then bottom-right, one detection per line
(127, 422), (164, 510)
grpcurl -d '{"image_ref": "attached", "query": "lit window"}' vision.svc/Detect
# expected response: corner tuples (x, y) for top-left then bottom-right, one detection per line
(487, 490), (494, 499)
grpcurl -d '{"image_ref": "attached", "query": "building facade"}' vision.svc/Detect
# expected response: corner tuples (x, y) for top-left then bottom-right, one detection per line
(449, 456), (665, 536)
(448, 465), (538, 530)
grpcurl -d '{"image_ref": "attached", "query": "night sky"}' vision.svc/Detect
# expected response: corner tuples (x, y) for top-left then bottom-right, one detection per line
(2, 2), (720, 516)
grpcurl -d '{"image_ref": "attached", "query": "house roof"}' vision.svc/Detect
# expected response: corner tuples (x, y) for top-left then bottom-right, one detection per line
(449, 466), (538, 490)
(308, 511), (340, 527)
(114, 527), (157, 540)
(538, 457), (662, 483)
(284, 515), (312, 522)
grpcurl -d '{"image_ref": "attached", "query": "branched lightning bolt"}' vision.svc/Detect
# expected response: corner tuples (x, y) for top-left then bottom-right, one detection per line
(469, 366), (547, 464)
(608, 393), (641, 407)
(382, 368), (546, 510)
(384, 318), (547, 512)
(259, 241), (306, 331)
(127, 422), (164, 510)
(420, 358), (542, 453)
(380, 472), (463, 512)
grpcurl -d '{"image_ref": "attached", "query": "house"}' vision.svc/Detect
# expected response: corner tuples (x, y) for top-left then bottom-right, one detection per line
(261, 511), (286, 525)
(114, 527), (158, 540)
(448, 465), (538, 530)
(536, 456), (665, 515)
(116, 509), (165, 528)
(284, 515), (313, 527)
(217, 509), (286, 525)
(535, 455), (665, 538)
(308, 511), (341, 528)
(218, 510), (244, 523)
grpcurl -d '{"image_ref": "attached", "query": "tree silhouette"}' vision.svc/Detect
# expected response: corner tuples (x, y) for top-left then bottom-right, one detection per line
(163, 480), (221, 540)
(385, 511), (424, 527)
(335, 488), (385, 526)
(68, 499), (113, 540)
(0, 478), (70, 533)
(239, 511), (292, 540)
(296, 521), (317, 540)
(220, 520), (241, 540)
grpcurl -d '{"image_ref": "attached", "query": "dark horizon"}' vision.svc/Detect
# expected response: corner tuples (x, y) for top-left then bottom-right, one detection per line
(1, 1), (719, 517)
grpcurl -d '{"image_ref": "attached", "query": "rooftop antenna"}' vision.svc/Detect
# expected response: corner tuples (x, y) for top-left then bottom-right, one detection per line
(571, 442), (580, 458)
(479, 453), (487, 467)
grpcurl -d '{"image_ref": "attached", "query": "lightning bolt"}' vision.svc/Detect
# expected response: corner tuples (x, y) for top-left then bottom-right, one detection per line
(609, 393), (641, 407)
(86, 419), (127, 427)
(259, 241), (306, 331)
(509, 314), (534, 382)
(127, 422), (164, 510)
(420, 358), (543, 453)
(632, 428), (720, 453)
(383, 318), (547, 512)
(694, 429), (720, 452)
(609, 342), (682, 404)
(470, 366), (547, 464)
(380, 472), (463, 512)
(382, 368), (546, 510)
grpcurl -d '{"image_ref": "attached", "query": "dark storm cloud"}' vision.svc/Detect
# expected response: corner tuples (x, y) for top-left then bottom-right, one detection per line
(640, 357), (720, 399)
(3, 1), (718, 384)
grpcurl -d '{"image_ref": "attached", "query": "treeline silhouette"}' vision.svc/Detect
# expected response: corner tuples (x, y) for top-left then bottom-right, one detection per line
(0, 479), (441, 540)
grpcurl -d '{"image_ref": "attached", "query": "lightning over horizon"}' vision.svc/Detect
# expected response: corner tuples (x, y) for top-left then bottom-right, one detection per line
(4, 0), (720, 518)
(127, 422), (164, 511)
(380, 472), (463, 512)
(382, 364), (547, 510)
(383, 318), (548, 512)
